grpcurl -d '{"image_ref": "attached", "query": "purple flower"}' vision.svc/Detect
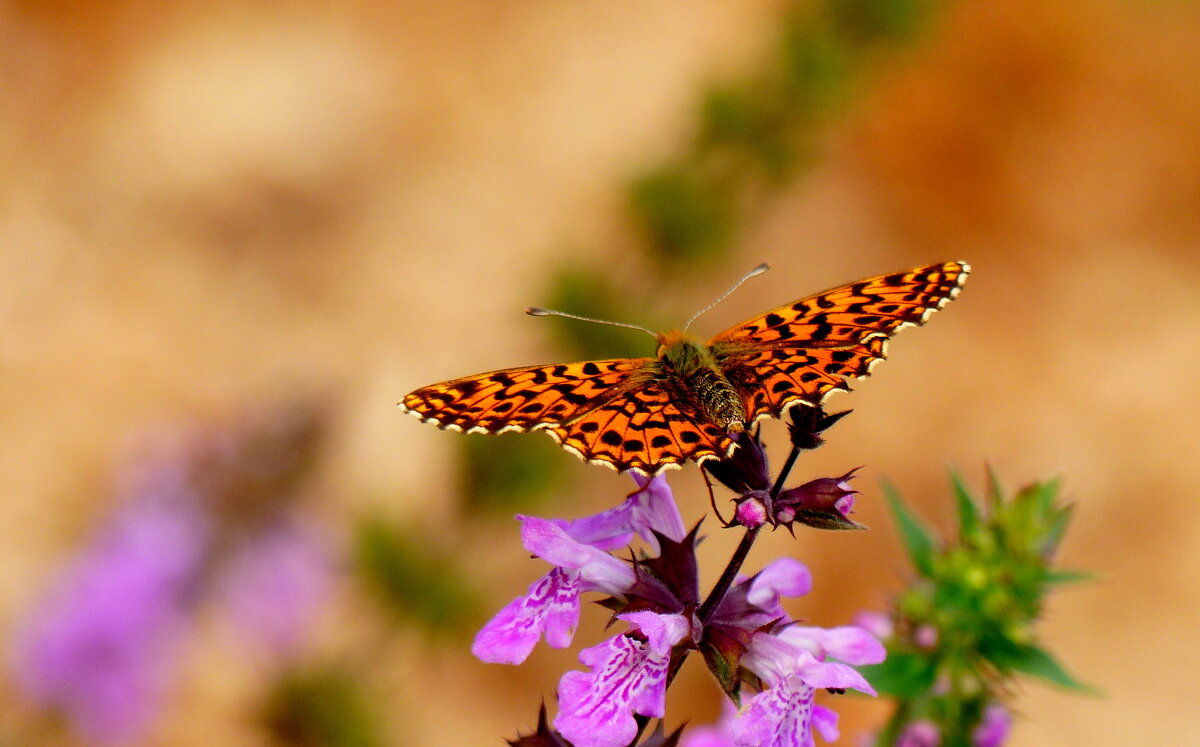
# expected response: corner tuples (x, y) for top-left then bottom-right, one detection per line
(708, 557), (813, 633)
(851, 610), (894, 641)
(472, 517), (638, 664)
(560, 473), (686, 553)
(684, 554), (883, 747)
(734, 491), (770, 528)
(746, 558), (813, 616)
(678, 701), (739, 747)
(555, 611), (693, 747)
(897, 720), (941, 747)
(473, 476), (684, 665)
(730, 660), (841, 747)
(972, 704), (1011, 747)
(730, 621), (883, 747)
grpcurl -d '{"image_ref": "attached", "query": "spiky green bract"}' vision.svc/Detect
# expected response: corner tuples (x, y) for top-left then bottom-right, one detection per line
(862, 471), (1092, 746)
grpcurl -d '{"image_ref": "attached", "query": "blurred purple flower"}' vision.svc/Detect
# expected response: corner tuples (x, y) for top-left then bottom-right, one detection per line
(13, 456), (211, 744)
(218, 520), (332, 656)
(897, 720), (941, 747)
(12, 402), (331, 744)
(972, 703), (1011, 747)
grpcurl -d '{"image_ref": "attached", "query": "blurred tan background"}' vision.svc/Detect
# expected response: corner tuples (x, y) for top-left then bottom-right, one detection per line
(2, 0), (1199, 744)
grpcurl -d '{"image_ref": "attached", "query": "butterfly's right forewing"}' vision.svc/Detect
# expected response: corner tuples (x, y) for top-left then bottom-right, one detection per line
(710, 261), (969, 420)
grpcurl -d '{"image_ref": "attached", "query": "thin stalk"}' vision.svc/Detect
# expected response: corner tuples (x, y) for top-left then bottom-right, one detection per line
(698, 440), (802, 625)
(628, 440), (804, 746)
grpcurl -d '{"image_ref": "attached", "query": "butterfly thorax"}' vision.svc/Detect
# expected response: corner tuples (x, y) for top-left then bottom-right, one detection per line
(656, 329), (747, 434)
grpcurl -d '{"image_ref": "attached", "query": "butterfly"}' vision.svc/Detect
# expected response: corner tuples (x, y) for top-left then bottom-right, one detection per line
(399, 261), (969, 475)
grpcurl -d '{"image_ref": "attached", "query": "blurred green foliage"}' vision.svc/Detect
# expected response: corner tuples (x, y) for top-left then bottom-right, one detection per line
(629, 165), (737, 265)
(459, 434), (569, 514)
(457, 0), (949, 513)
(630, 0), (941, 269)
(541, 263), (662, 361)
(862, 471), (1092, 746)
(354, 516), (479, 636)
(262, 666), (383, 747)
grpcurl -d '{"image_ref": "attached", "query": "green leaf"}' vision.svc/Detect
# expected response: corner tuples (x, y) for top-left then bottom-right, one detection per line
(985, 464), (1005, 512)
(1033, 476), (1062, 514)
(827, 0), (933, 44)
(883, 481), (938, 578)
(779, 20), (852, 115)
(984, 640), (1097, 693)
(1041, 501), (1074, 555)
(858, 651), (938, 697)
(949, 469), (980, 540)
(544, 264), (652, 360)
(1044, 568), (1096, 585)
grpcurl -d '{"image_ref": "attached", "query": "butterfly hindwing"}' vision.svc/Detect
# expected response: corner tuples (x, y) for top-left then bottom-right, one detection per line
(550, 376), (734, 474)
(399, 358), (652, 434)
(711, 261), (969, 420)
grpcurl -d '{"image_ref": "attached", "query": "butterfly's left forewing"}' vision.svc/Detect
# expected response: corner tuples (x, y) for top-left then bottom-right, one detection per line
(710, 261), (969, 421)
(401, 357), (732, 475)
(400, 358), (651, 434)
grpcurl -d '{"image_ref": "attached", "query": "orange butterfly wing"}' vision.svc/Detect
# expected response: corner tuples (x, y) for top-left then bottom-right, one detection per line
(709, 261), (969, 421)
(401, 261), (968, 475)
(548, 376), (735, 474)
(399, 359), (733, 474)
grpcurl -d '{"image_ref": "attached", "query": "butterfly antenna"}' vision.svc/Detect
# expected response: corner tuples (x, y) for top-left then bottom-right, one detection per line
(683, 262), (771, 332)
(525, 307), (658, 339)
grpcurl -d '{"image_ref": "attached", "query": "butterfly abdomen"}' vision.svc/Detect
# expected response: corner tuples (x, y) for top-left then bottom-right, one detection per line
(685, 366), (747, 433)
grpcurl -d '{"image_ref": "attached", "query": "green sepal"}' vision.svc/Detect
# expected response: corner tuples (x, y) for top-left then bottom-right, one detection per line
(793, 506), (868, 531)
(700, 625), (747, 704)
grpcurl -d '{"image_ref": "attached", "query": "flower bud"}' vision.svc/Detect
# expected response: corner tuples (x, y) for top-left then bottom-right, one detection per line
(773, 469), (865, 530)
(704, 429), (770, 494)
(787, 407), (851, 451)
(733, 491), (769, 528)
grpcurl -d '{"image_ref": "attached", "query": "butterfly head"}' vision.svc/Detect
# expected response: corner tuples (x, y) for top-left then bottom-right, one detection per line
(656, 329), (706, 367)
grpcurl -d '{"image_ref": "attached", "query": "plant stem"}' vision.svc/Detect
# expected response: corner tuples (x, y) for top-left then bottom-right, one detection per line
(698, 441), (801, 625)
(629, 441), (803, 746)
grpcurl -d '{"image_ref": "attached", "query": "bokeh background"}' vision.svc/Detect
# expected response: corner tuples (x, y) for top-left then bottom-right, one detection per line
(3, 0), (1199, 744)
